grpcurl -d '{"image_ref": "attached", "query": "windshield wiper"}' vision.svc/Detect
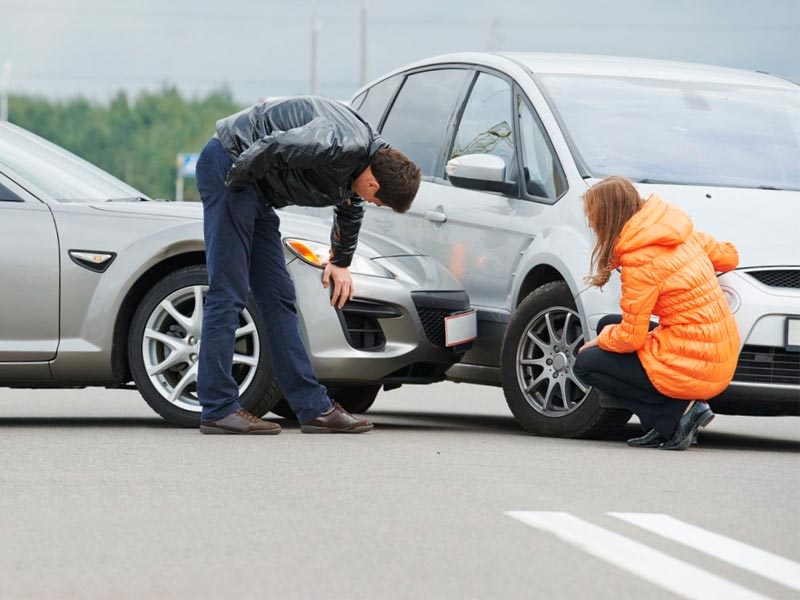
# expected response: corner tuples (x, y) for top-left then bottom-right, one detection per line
(635, 178), (671, 185)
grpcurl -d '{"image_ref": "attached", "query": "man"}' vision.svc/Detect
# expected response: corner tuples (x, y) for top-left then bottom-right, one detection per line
(195, 96), (421, 435)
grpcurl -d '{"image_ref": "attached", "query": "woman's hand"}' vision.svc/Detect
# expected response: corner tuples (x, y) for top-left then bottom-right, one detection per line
(322, 263), (355, 309)
(578, 337), (599, 354)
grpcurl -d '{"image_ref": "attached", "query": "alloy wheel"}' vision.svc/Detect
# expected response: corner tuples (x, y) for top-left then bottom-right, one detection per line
(515, 306), (591, 417)
(140, 285), (260, 412)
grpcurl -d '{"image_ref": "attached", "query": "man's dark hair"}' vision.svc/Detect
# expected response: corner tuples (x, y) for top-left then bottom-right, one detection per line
(370, 148), (421, 213)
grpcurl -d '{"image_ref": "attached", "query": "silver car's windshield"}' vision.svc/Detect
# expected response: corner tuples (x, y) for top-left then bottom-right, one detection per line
(0, 123), (149, 202)
(538, 75), (800, 191)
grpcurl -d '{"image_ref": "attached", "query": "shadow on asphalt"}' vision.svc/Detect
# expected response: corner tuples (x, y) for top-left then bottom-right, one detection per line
(0, 413), (796, 453)
(0, 416), (170, 428)
(693, 429), (800, 453)
(365, 411), (800, 453)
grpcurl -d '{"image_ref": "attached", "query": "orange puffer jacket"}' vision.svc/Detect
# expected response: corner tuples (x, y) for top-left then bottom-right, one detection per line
(597, 195), (741, 400)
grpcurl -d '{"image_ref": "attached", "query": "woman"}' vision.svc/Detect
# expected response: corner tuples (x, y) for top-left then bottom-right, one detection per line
(573, 176), (740, 450)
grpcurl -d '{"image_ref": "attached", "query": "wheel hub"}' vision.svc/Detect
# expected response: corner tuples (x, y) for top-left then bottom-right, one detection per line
(515, 306), (591, 417)
(552, 352), (568, 372)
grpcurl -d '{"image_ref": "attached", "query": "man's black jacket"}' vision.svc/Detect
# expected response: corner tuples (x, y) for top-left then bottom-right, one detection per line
(215, 96), (388, 268)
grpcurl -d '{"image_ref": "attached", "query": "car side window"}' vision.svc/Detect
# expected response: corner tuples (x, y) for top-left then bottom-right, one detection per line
(518, 97), (567, 200)
(450, 73), (517, 185)
(380, 69), (469, 176)
(354, 75), (402, 130)
(0, 181), (22, 202)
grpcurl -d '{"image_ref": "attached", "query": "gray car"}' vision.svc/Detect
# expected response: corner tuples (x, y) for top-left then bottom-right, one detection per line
(0, 122), (477, 426)
(346, 52), (800, 438)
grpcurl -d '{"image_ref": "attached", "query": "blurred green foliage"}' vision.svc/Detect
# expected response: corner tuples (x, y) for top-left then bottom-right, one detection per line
(9, 87), (242, 201)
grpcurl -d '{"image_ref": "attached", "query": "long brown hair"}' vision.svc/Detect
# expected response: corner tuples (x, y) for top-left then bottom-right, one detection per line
(583, 176), (644, 288)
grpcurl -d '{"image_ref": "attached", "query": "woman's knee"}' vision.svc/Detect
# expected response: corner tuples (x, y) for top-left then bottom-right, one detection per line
(574, 348), (599, 378)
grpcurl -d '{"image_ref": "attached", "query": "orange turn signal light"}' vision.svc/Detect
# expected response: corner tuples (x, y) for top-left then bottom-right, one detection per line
(286, 240), (326, 267)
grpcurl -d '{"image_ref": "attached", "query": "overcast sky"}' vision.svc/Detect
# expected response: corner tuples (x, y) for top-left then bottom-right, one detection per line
(1, 0), (798, 104)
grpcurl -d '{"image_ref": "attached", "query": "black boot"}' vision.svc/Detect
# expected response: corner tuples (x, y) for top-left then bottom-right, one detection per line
(660, 402), (714, 451)
(627, 429), (665, 448)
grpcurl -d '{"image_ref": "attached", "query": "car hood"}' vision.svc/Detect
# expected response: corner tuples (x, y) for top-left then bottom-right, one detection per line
(586, 181), (800, 267)
(90, 200), (204, 220)
(90, 201), (423, 259)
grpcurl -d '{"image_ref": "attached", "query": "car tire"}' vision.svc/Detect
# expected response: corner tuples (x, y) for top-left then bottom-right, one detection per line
(270, 384), (381, 420)
(270, 398), (296, 420)
(128, 265), (282, 427)
(501, 281), (630, 439)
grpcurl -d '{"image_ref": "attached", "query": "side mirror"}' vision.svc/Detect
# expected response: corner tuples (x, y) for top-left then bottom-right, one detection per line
(445, 154), (516, 194)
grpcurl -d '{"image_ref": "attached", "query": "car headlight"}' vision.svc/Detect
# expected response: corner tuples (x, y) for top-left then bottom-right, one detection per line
(284, 238), (393, 278)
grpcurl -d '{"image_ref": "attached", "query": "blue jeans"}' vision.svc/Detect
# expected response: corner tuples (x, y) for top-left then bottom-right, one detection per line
(195, 137), (332, 423)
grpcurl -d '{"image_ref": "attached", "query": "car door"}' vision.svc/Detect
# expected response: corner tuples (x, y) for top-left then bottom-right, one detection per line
(414, 70), (543, 312)
(0, 173), (60, 361)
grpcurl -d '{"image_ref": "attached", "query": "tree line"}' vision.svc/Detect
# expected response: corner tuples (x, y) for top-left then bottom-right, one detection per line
(9, 87), (242, 201)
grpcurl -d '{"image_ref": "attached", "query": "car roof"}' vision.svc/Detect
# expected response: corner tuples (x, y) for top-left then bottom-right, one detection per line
(360, 52), (797, 93)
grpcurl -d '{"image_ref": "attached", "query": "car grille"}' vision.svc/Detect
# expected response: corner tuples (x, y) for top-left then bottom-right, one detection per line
(341, 311), (385, 351)
(745, 269), (800, 289)
(411, 291), (471, 349)
(338, 300), (402, 352)
(733, 345), (800, 386)
(417, 307), (451, 347)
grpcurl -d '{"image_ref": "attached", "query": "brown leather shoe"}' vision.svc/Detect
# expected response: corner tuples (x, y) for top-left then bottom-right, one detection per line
(300, 403), (374, 434)
(200, 409), (281, 435)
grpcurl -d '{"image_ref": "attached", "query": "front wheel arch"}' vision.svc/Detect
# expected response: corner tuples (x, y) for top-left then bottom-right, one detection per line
(111, 252), (207, 385)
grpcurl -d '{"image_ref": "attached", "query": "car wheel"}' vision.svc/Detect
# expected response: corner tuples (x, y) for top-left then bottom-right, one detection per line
(501, 281), (630, 438)
(128, 265), (282, 427)
(271, 385), (381, 420)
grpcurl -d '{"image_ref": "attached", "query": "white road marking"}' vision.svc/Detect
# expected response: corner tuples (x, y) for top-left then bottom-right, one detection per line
(506, 511), (772, 600)
(610, 513), (800, 593)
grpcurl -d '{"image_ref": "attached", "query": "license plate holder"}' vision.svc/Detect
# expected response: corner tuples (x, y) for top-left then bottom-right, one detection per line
(445, 309), (477, 347)
(786, 317), (800, 352)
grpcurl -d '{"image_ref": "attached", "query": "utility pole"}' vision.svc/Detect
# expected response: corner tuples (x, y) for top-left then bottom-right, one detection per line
(175, 153), (185, 202)
(310, 1), (320, 95)
(359, 0), (369, 87)
(488, 16), (500, 51)
(0, 61), (11, 122)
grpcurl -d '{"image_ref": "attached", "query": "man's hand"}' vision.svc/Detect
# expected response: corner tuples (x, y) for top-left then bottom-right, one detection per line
(322, 263), (354, 309)
(578, 337), (599, 354)
(225, 163), (248, 192)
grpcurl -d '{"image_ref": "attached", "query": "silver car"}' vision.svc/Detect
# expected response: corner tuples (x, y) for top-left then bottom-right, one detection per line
(346, 52), (800, 437)
(0, 122), (476, 426)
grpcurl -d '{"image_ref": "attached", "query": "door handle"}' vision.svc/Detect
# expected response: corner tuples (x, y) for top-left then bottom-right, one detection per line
(425, 210), (447, 223)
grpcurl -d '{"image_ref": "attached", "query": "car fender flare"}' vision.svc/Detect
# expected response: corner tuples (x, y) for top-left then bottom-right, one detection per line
(509, 228), (593, 334)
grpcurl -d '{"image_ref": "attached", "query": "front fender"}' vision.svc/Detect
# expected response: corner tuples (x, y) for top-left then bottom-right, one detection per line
(510, 223), (619, 338)
(50, 206), (206, 382)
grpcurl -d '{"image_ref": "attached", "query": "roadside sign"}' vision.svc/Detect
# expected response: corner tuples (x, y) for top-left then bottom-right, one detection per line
(178, 153), (200, 178)
(175, 152), (200, 201)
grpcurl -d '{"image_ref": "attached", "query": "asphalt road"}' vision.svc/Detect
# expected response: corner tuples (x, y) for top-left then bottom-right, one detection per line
(0, 383), (798, 600)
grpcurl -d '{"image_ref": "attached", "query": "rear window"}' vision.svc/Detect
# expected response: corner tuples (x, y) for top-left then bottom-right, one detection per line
(0, 181), (22, 202)
(540, 75), (800, 191)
